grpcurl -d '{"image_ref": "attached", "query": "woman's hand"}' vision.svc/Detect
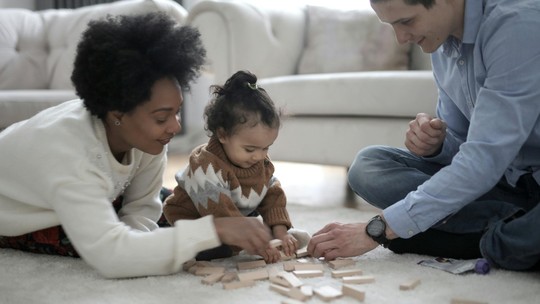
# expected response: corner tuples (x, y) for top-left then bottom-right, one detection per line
(213, 217), (271, 255)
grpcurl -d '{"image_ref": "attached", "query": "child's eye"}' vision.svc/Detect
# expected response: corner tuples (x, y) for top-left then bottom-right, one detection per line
(245, 148), (255, 153)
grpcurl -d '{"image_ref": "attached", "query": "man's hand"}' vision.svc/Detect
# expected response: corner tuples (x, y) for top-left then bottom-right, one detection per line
(405, 113), (447, 157)
(213, 217), (271, 255)
(306, 222), (378, 260)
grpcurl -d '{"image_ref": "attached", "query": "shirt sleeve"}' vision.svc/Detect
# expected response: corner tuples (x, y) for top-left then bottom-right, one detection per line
(256, 176), (292, 229)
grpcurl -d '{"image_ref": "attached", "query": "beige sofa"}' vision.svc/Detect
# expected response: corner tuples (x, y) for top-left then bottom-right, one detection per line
(0, 0), (187, 130)
(187, 0), (438, 167)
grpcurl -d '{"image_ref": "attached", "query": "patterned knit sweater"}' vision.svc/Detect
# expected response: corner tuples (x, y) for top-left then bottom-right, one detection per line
(164, 136), (292, 229)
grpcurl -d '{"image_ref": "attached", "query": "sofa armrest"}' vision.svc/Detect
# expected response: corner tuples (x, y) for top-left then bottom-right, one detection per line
(188, 0), (306, 84)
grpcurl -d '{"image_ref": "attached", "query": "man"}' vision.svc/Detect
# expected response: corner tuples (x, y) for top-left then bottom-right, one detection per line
(307, 0), (540, 271)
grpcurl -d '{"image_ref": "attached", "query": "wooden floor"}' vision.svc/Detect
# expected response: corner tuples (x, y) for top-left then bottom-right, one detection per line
(164, 153), (378, 211)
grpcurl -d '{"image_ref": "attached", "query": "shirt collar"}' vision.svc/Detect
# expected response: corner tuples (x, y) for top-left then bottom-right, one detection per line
(442, 0), (483, 55)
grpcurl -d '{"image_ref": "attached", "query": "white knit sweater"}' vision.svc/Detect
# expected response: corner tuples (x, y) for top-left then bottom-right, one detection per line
(0, 100), (220, 278)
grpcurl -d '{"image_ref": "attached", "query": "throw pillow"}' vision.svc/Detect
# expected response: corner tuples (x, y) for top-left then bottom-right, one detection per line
(297, 6), (411, 74)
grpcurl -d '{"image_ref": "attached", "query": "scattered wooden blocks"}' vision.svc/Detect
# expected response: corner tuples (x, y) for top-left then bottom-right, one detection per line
(331, 268), (363, 278)
(237, 268), (269, 281)
(342, 275), (375, 284)
(293, 270), (324, 278)
(313, 285), (342, 302)
(237, 259), (266, 270)
(399, 278), (421, 291)
(328, 259), (355, 269)
(450, 298), (488, 304)
(342, 284), (365, 302)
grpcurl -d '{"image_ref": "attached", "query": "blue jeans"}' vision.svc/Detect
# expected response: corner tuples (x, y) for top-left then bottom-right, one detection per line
(348, 145), (540, 270)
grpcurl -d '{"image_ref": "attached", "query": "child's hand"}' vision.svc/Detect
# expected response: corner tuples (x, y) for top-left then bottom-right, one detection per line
(279, 234), (298, 257)
(257, 247), (282, 264)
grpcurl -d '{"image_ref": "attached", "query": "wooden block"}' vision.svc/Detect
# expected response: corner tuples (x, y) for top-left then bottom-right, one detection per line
(195, 261), (218, 267)
(194, 266), (226, 276)
(188, 265), (198, 274)
(342, 284), (365, 302)
(342, 275), (375, 284)
(450, 299), (488, 304)
(294, 263), (325, 271)
(270, 275), (291, 287)
(293, 270), (324, 278)
(300, 285), (313, 297)
(237, 268), (269, 281)
(201, 272), (225, 285)
(270, 239), (283, 248)
(283, 262), (296, 272)
(313, 285), (342, 302)
(399, 278), (421, 290)
(220, 271), (238, 283)
(222, 280), (255, 290)
(270, 284), (308, 302)
(276, 271), (303, 288)
(331, 268), (363, 278)
(328, 259), (355, 269)
(280, 251), (296, 261)
(281, 299), (306, 304)
(182, 259), (196, 271)
(287, 287), (309, 302)
(270, 283), (290, 296)
(295, 247), (309, 258)
(237, 259), (266, 270)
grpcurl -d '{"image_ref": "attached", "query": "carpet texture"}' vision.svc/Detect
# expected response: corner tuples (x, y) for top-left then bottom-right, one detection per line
(1, 204), (539, 304)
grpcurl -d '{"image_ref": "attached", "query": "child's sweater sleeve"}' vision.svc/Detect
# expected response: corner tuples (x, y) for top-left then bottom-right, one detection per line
(163, 184), (201, 224)
(256, 176), (292, 229)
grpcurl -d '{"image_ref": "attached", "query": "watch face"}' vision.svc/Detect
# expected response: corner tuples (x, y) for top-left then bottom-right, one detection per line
(367, 218), (385, 237)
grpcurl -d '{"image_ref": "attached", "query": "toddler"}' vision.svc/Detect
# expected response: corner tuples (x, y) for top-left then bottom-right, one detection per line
(164, 70), (299, 262)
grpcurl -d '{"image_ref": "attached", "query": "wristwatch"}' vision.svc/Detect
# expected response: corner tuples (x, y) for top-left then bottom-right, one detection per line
(365, 215), (390, 248)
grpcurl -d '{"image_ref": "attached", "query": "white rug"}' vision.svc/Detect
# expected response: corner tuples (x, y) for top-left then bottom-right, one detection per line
(1, 204), (539, 304)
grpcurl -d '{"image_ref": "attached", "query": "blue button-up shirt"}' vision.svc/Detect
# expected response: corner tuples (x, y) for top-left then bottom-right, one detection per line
(384, 0), (540, 238)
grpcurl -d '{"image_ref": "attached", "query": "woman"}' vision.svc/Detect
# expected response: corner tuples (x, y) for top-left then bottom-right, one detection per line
(0, 12), (271, 279)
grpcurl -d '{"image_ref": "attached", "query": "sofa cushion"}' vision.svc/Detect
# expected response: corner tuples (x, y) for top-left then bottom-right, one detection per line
(259, 71), (437, 118)
(0, 0), (187, 91)
(297, 5), (410, 74)
(0, 10), (48, 90)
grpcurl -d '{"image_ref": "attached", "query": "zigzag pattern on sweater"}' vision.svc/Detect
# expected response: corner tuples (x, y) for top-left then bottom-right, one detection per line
(179, 164), (268, 216)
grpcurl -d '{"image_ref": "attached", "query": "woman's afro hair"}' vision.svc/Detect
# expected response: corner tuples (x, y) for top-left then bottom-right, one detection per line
(71, 12), (206, 119)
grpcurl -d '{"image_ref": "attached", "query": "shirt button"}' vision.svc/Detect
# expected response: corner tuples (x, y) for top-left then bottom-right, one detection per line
(408, 230), (414, 236)
(458, 59), (465, 65)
